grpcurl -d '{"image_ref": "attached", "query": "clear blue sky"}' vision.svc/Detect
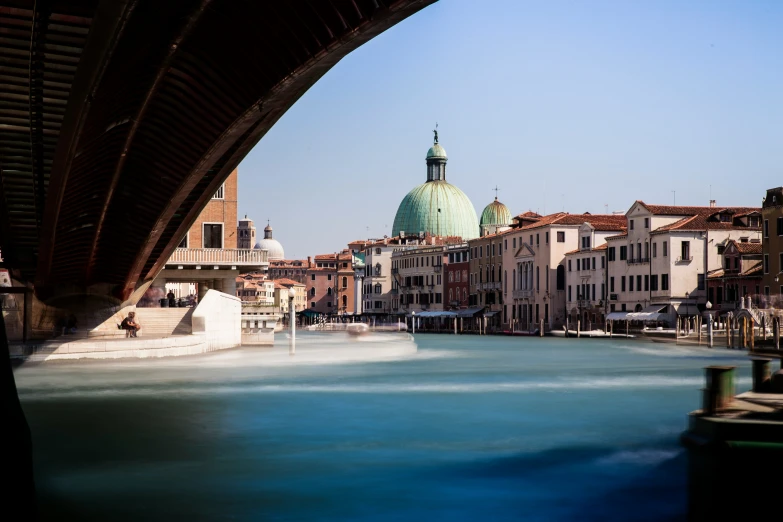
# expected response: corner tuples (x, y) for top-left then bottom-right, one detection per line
(238, 0), (781, 259)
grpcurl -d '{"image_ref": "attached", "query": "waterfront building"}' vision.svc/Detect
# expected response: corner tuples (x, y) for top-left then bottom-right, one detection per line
(273, 278), (307, 314)
(502, 213), (627, 330)
(444, 244), (470, 310)
(149, 169), (268, 305)
(237, 215), (256, 249)
(236, 274), (274, 305)
(267, 258), (312, 284)
(563, 220), (625, 327)
(349, 237), (407, 317)
(306, 251), (356, 315)
(761, 187), (783, 303)
(391, 131), (480, 240)
(605, 201), (761, 323)
(467, 232), (505, 326)
(706, 239), (763, 311)
(390, 236), (463, 314)
(254, 222), (285, 261)
(479, 196), (512, 237)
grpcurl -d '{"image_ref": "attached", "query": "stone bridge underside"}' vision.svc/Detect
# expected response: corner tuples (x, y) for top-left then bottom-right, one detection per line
(0, 0), (434, 303)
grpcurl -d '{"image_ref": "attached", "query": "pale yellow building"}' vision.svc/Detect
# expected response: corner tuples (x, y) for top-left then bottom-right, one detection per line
(274, 278), (307, 314)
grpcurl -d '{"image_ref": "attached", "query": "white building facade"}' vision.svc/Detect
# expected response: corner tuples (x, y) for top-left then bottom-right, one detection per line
(606, 201), (762, 323)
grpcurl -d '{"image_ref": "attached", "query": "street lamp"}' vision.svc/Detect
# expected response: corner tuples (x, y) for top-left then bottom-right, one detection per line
(705, 300), (713, 348)
(288, 287), (296, 355)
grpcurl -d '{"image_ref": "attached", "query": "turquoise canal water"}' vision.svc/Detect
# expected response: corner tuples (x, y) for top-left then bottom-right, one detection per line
(16, 333), (753, 521)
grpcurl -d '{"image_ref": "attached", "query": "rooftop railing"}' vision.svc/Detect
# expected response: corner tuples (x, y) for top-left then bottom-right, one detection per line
(168, 248), (268, 266)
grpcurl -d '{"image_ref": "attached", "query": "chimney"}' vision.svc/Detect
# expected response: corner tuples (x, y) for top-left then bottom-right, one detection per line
(307, 256), (311, 267)
(709, 200), (716, 208)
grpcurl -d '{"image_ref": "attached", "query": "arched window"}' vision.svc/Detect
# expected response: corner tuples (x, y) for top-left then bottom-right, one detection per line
(498, 265), (502, 281)
(449, 271), (454, 283)
(310, 287), (315, 297)
(536, 266), (540, 291)
(449, 288), (453, 302)
(462, 270), (467, 281)
(342, 276), (347, 288)
(513, 269), (516, 290)
(556, 265), (565, 290)
(463, 288), (468, 301)
(374, 284), (382, 294)
(327, 287), (332, 296)
(504, 270), (507, 293)
(342, 295), (348, 307)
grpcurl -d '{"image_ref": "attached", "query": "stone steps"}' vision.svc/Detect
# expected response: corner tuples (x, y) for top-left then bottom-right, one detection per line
(134, 308), (193, 336)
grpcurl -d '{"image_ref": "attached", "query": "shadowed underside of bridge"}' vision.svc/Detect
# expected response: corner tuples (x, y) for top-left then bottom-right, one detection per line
(0, 0), (434, 303)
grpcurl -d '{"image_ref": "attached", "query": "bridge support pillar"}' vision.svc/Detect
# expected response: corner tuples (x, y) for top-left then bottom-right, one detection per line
(198, 281), (210, 301)
(222, 277), (237, 297)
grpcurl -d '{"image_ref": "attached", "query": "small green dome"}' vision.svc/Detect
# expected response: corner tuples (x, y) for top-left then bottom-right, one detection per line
(480, 198), (512, 226)
(426, 143), (447, 160)
(393, 181), (479, 240)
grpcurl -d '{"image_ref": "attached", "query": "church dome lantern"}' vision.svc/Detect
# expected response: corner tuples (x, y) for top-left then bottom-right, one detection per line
(392, 129), (479, 240)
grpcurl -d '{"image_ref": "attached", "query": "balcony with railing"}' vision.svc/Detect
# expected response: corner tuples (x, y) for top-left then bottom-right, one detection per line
(675, 256), (693, 264)
(167, 248), (269, 267)
(627, 257), (650, 265)
(513, 289), (534, 299)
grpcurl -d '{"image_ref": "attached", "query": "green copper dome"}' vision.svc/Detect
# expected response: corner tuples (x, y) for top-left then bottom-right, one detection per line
(480, 198), (512, 226)
(426, 143), (447, 160)
(392, 181), (480, 240)
(393, 132), (478, 240)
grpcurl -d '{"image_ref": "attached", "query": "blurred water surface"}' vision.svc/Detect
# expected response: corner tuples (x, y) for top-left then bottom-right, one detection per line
(16, 333), (752, 521)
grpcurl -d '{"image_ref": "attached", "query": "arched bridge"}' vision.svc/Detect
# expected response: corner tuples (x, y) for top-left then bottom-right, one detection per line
(0, 0), (434, 303)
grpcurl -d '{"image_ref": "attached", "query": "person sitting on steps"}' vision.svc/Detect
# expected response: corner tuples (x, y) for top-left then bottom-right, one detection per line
(121, 311), (141, 337)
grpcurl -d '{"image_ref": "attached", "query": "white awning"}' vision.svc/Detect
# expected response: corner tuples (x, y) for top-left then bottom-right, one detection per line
(607, 305), (668, 321)
(631, 305), (668, 321)
(415, 311), (458, 318)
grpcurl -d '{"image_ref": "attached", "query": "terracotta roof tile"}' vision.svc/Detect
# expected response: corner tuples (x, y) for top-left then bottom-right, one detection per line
(275, 278), (305, 287)
(518, 213), (627, 232)
(733, 241), (763, 254)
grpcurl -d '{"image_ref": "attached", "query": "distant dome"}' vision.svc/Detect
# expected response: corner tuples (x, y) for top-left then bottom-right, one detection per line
(480, 198), (512, 227)
(426, 143), (447, 160)
(254, 222), (285, 260)
(392, 133), (478, 240)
